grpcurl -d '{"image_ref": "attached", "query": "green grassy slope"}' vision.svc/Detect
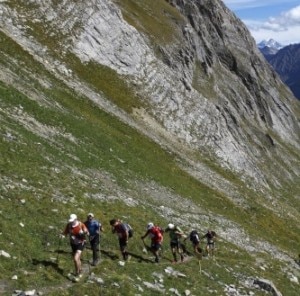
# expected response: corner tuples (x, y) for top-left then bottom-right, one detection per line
(2, 80), (298, 295)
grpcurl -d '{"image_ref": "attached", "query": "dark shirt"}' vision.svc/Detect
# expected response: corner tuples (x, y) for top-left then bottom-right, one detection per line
(203, 231), (216, 243)
(113, 223), (128, 239)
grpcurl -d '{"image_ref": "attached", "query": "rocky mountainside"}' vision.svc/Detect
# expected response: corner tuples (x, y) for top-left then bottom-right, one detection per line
(1, 0), (299, 189)
(266, 43), (300, 100)
(259, 45), (280, 58)
(0, 0), (300, 295)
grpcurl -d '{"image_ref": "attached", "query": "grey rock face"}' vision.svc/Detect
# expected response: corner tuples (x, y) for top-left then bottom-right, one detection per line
(72, 0), (300, 189)
(253, 278), (283, 296)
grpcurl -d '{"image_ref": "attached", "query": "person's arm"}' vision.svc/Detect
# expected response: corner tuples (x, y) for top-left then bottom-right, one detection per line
(81, 222), (89, 236)
(62, 223), (70, 236)
(124, 229), (129, 241)
(120, 223), (130, 241)
(175, 227), (184, 237)
(141, 230), (149, 240)
(97, 225), (101, 233)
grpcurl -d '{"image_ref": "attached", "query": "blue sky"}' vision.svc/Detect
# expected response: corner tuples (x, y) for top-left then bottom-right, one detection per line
(223, 0), (300, 45)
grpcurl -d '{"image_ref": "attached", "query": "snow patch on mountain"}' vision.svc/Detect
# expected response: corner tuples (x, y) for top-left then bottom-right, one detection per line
(257, 39), (284, 50)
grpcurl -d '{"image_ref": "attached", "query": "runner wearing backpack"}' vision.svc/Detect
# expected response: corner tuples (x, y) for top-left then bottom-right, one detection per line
(109, 219), (132, 261)
(165, 223), (185, 263)
(184, 230), (202, 255)
(61, 214), (89, 277)
(141, 222), (164, 263)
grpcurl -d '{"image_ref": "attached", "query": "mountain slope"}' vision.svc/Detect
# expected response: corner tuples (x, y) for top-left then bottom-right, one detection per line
(0, 0), (300, 295)
(267, 43), (300, 100)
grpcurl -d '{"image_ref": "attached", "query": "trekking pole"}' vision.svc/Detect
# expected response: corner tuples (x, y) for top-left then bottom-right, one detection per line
(88, 249), (92, 275)
(159, 244), (164, 259)
(213, 244), (217, 261)
(141, 238), (148, 254)
(56, 235), (63, 263)
(98, 233), (101, 262)
(42, 232), (51, 252)
(98, 240), (101, 262)
(195, 251), (202, 274)
(86, 242), (93, 275)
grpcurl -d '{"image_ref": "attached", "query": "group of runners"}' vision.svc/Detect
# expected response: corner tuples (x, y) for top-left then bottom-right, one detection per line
(61, 213), (217, 277)
(140, 222), (217, 264)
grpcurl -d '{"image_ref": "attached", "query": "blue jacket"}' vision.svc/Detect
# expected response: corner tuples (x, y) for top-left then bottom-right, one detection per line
(85, 219), (101, 236)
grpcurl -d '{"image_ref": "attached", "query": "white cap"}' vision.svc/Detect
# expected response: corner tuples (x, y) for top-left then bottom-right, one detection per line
(168, 223), (175, 229)
(147, 222), (154, 230)
(88, 213), (94, 218)
(68, 214), (77, 222)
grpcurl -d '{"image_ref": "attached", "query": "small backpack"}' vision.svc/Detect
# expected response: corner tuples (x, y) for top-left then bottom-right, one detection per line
(68, 222), (87, 242)
(189, 230), (199, 242)
(124, 223), (133, 238)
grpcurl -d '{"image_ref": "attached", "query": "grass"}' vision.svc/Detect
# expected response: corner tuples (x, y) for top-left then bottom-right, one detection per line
(113, 0), (184, 45)
(66, 54), (147, 113)
(192, 60), (218, 100)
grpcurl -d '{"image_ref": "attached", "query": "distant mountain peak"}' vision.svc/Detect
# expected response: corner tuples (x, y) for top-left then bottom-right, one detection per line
(257, 39), (283, 50)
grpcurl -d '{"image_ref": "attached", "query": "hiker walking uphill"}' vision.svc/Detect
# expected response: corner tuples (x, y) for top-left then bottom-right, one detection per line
(141, 222), (164, 263)
(109, 219), (132, 261)
(165, 223), (185, 263)
(84, 213), (103, 266)
(184, 230), (202, 255)
(202, 229), (217, 257)
(62, 214), (89, 277)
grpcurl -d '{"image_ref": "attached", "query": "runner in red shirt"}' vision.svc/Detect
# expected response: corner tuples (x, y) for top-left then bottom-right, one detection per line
(62, 214), (89, 277)
(141, 222), (164, 263)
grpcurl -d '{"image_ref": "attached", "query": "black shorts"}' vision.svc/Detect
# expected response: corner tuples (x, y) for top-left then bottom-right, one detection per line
(191, 239), (200, 246)
(71, 242), (85, 254)
(151, 242), (162, 251)
(170, 241), (180, 249)
(90, 234), (100, 247)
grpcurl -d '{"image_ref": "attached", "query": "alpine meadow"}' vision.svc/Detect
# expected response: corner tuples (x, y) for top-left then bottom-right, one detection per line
(0, 0), (300, 295)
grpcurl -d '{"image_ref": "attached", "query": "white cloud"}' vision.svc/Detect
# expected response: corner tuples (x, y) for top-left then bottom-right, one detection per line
(283, 5), (300, 23)
(263, 5), (300, 29)
(223, 0), (294, 10)
(223, 1), (300, 44)
(249, 25), (300, 45)
(240, 5), (300, 44)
